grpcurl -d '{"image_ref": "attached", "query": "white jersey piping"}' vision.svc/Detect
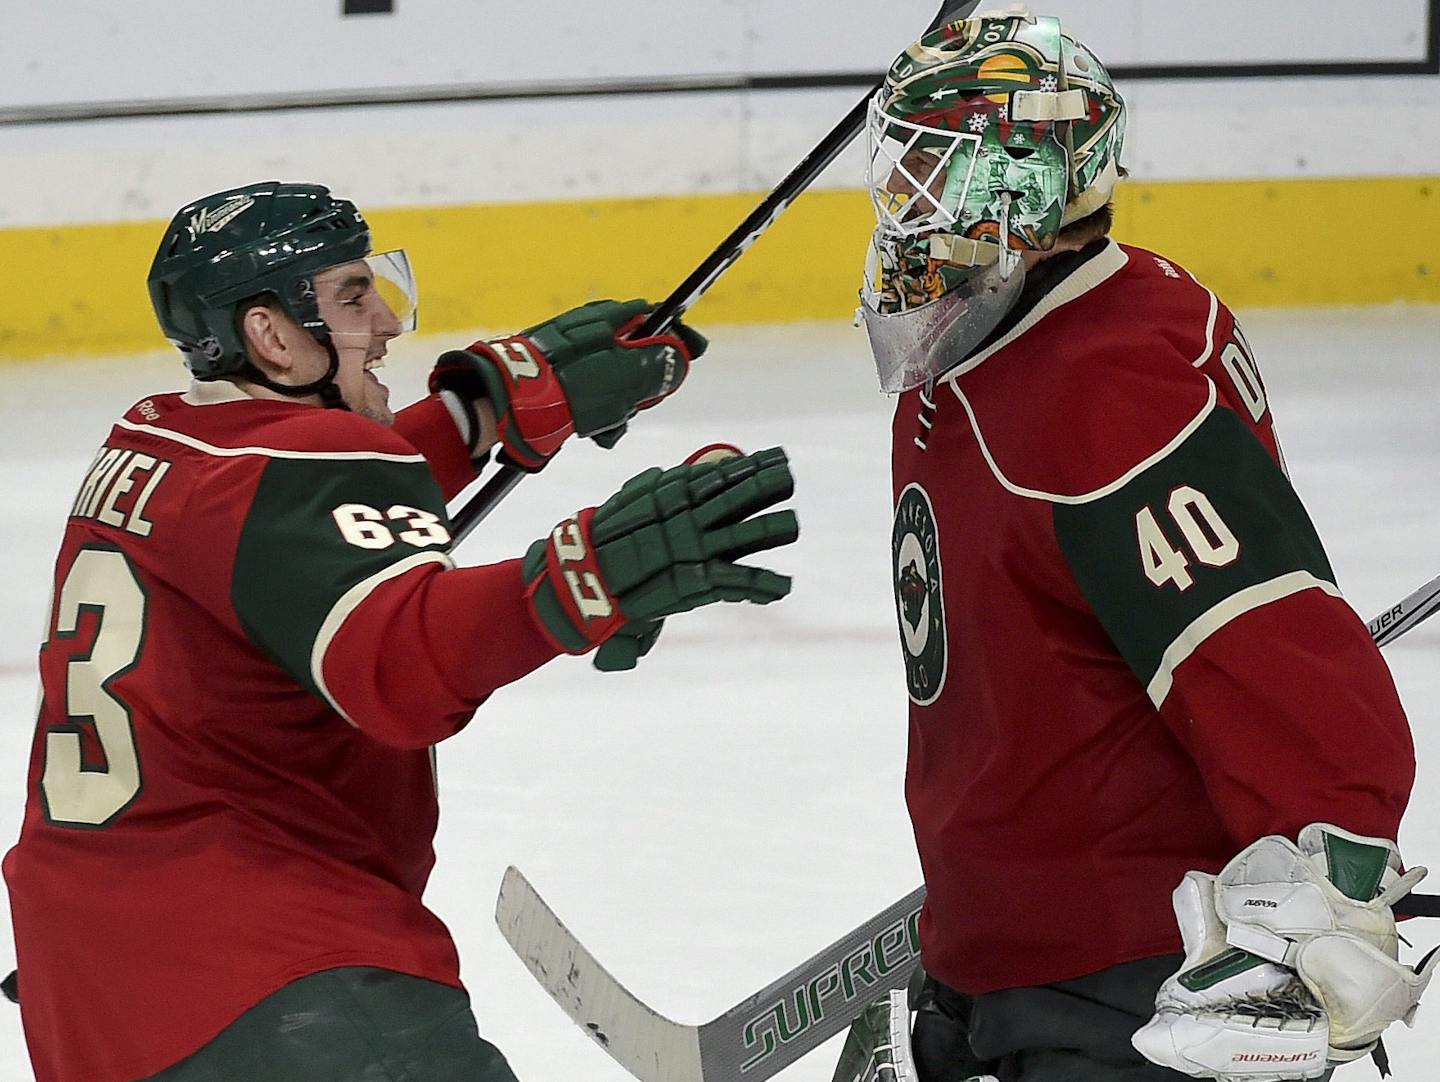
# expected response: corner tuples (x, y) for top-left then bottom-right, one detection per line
(310, 551), (454, 725)
(1145, 570), (1344, 708)
(952, 377), (1218, 505)
(939, 241), (1130, 385)
(114, 418), (425, 464)
(1178, 267), (1221, 368)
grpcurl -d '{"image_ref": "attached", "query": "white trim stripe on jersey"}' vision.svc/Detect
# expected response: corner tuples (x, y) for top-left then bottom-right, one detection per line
(1146, 570), (1344, 708)
(951, 377), (1218, 505)
(1185, 276), (1220, 368)
(940, 241), (1130, 384)
(310, 551), (455, 725)
(114, 419), (427, 464)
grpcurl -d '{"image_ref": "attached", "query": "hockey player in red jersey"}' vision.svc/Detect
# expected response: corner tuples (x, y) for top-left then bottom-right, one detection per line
(4, 181), (799, 1082)
(839, 12), (1433, 1082)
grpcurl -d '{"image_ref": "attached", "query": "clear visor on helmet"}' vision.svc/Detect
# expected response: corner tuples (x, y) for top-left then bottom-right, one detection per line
(319, 248), (419, 344)
(366, 249), (418, 332)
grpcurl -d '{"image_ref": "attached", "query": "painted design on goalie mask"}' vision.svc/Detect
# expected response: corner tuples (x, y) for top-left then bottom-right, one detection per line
(863, 11), (1126, 316)
(893, 483), (946, 705)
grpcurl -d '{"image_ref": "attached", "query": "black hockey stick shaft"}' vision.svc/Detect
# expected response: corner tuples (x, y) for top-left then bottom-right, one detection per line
(447, 0), (983, 545)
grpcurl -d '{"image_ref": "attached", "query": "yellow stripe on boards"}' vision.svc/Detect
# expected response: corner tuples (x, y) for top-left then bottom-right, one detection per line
(1, 178), (1435, 361)
(1, 220), (164, 359)
(1113, 177), (1438, 307)
(362, 191), (874, 332)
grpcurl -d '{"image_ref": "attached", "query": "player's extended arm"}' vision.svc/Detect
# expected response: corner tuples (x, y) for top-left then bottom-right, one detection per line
(391, 393), (498, 501)
(429, 299), (706, 471)
(235, 439), (795, 748)
(323, 447), (797, 743)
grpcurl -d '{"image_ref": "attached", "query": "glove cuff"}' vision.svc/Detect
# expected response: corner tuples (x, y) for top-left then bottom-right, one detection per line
(523, 509), (626, 654)
(443, 338), (574, 469)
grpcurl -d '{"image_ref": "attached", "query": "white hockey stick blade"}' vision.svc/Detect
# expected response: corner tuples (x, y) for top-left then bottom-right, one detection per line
(1368, 570), (1440, 648)
(495, 867), (925, 1082)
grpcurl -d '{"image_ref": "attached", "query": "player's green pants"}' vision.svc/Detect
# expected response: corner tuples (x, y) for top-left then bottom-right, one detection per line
(913, 955), (1336, 1081)
(142, 966), (519, 1082)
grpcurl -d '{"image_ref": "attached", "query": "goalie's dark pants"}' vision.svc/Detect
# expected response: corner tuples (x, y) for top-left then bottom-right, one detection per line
(912, 956), (1334, 1082)
(141, 966), (520, 1082)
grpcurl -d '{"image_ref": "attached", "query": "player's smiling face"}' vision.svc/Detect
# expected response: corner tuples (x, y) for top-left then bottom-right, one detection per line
(313, 260), (402, 425)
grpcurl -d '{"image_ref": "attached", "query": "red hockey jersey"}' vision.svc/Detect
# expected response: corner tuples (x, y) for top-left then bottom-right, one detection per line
(4, 383), (559, 1082)
(891, 242), (1414, 995)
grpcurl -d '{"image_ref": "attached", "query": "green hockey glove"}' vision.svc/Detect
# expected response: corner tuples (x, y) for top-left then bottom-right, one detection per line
(429, 299), (706, 470)
(522, 447), (798, 667)
(592, 618), (665, 673)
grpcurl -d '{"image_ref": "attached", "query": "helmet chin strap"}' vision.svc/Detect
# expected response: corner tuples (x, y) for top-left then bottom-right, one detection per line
(238, 338), (350, 411)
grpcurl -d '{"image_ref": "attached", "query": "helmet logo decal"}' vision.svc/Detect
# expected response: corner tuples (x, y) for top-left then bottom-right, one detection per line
(185, 195), (256, 242)
(198, 336), (224, 362)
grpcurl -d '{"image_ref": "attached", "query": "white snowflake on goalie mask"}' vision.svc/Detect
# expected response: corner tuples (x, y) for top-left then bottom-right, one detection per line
(998, 104), (1009, 122)
(967, 112), (990, 133)
(1040, 74), (1058, 92)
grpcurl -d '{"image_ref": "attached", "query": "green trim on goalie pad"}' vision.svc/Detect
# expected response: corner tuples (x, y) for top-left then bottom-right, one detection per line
(1177, 946), (1270, 993)
(1053, 407), (1334, 695)
(1323, 832), (1390, 902)
(144, 967), (517, 1082)
(233, 458), (450, 698)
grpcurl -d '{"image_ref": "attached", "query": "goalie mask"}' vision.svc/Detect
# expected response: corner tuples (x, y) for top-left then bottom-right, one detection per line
(861, 10), (1126, 392)
(147, 181), (417, 383)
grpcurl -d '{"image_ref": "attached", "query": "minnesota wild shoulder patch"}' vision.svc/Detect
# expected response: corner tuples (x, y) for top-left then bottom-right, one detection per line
(893, 483), (946, 705)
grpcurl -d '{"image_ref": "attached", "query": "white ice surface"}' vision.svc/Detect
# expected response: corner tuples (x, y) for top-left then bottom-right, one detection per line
(1, 309), (1439, 1080)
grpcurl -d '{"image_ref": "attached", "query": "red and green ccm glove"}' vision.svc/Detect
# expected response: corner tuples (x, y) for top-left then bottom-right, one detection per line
(523, 447), (798, 671)
(429, 298), (706, 471)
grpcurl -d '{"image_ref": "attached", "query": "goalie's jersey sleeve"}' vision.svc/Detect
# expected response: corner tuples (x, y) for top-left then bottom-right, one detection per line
(3, 385), (559, 1082)
(892, 242), (1414, 998)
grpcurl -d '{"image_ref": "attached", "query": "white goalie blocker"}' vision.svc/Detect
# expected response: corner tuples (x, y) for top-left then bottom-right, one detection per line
(1134, 824), (1440, 1081)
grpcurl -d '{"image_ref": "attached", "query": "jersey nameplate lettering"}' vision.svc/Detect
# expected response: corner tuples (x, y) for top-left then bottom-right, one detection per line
(69, 446), (174, 538)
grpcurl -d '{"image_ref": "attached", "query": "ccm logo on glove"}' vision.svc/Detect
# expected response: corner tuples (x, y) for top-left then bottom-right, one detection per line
(550, 515), (616, 623)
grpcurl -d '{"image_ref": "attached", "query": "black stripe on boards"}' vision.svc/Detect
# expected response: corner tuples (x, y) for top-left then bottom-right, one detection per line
(2, 0), (1436, 127)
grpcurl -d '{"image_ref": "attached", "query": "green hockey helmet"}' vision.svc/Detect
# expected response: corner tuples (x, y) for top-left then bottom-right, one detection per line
(860, 9), (1127, 392)
(147, 181), (413, 381)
